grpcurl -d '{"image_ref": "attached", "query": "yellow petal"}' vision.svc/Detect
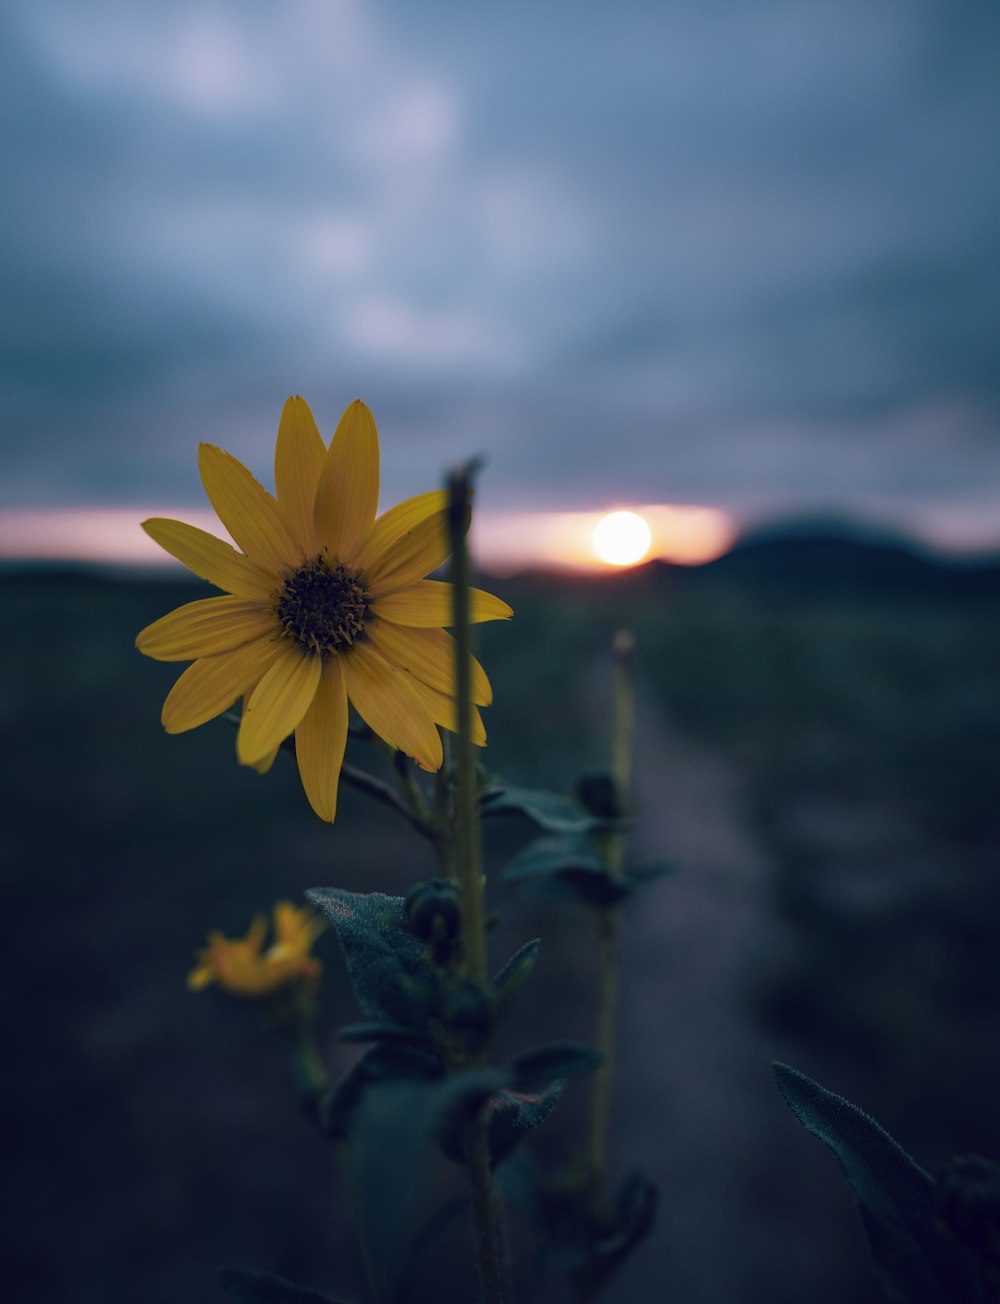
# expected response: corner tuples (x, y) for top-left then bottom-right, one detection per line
(375, 580), (513, 627)
(237, 642), (322, 765)
(136, 595), (275, 662)
(404, 672), (487, 746)
(352, 490), (447, 576)
(187, 963), (214, 991)
(199, 444), (301, 573)
(343, 642), (443, 772)
(142, 518), (276, 600)
(161, 636), (286, 733)
(314, 400), (380, 561)
(366, 621), (492, 705)
(364, 508), (451, 594)
(295, 655), (348, 822)
(236, 698), (282, 772)
(249, 746), (280, 774)
(275, 396), (326, 554)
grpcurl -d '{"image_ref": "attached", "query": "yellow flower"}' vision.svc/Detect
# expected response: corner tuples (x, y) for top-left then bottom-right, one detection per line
(187, 901), (326, 997)
(136, 397), (512, 820)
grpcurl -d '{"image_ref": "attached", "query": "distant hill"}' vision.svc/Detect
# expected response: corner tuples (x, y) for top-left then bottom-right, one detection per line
(696, 522), (1000, 598)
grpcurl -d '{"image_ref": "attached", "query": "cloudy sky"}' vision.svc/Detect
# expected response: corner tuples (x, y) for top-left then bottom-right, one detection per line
(2, 0), (999, 556)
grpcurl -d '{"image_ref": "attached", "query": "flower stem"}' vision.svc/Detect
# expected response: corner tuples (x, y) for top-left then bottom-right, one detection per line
(587, 630), (635, 1188)
(447, 467), (487, 986)
(447, 465), (506, 1304)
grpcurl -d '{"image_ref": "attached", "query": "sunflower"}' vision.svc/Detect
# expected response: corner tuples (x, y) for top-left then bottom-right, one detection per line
(136, 397), (511, 820)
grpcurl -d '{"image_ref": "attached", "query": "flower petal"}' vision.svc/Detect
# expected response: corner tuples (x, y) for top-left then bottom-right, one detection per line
(161, 636), (286, 734)
(375, 580), (513, 627)
(343, 642), (443, 772)
(237, 643), (323, 766)
(352, 490), (447, 575)
(366, 621), (492, 705)
(403, 672), (487, 747)
(236, 699), (281, 773)
(142, 518), (276, 600)
(314, 400), (380, 561)
(199, 444), (301, 573)
(295, 655), (348, 822)
(275, 396), (326, 553)
(136, 595), (275, 662)
(363, 505), (449, 593)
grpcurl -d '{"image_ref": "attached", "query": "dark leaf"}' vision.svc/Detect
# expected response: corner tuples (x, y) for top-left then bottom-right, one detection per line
(493, 938), (540, 1009)
(220, 1268), (350, 1304)
(322, 1041), (443, 1140)
(480, 783), (615, 835)
(507, 1042), (603, 1090)
(773, 1062), (950, 1304)
(306, 888), (436, 1029)
(348, 1079), (443, 1301)
(486, 1081), (565, 1167)
(432, 1070), (564, 1167)
(503, 834), (605, 880)
(336, 1022), (433, 1046)
(502, 835), (632, 908)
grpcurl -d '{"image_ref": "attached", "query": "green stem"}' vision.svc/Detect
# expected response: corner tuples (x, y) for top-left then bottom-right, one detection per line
(447, 468), (487, 985)
(587, 630), (635, 1188)
(447, 466), (505, 1304)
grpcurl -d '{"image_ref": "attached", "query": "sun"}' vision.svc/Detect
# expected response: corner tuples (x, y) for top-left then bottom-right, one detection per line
(592, 510), (652, 567)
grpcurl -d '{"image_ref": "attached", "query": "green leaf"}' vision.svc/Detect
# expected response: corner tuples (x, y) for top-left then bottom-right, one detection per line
(348, 1078), (443, 1300)
(306, 887), (436, 1029)
(487, 1082), (565, 1166)
(493, 937), (541, 1010)
(773, 1062), (949, 1304)
(432, 1069), (565, 1167)
(336, 1022), (433, 1045)
(322, 1041), (443, 1139)
(220, 1268), (350, 1304)
(507, 1041), (603, 1090)
(480, 783), (615, 835)
(502, 835), (632, 908)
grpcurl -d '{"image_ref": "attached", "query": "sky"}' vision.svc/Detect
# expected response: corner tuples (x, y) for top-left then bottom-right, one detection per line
(2, 0), (999, 563)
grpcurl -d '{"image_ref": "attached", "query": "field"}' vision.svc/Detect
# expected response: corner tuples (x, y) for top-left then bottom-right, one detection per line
(3, 544), (999, 1303)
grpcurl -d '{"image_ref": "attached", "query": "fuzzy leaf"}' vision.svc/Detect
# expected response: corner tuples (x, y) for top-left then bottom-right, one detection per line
(220, 1268), (350, 1304)
(508, 1042), (603, 1090)
(307, 888), (435, 1029)
(480, 783), (614, 834)
(432, 1069), (565, 1167)
(773, 1062), (949, 1304)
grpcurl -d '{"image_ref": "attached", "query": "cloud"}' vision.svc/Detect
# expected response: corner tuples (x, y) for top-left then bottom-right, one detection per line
(0, 0), (998, 548)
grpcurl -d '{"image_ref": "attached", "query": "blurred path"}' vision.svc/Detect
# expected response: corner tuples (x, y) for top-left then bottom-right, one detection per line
(598, 673), (875, 1304)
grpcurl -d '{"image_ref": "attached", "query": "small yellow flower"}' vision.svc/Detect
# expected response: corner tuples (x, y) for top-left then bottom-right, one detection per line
(137, 397), (512, 820)
(187, 901), (325, 997)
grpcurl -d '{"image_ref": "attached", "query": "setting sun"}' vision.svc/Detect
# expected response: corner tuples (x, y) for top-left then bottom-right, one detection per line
(592, 511), (653, 566)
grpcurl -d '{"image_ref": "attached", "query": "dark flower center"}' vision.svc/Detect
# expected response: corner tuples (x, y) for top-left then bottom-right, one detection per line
(275, 556), (369, 655)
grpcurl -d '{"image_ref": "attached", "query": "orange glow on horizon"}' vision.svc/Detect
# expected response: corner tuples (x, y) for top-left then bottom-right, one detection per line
(0, 504), (738, 573)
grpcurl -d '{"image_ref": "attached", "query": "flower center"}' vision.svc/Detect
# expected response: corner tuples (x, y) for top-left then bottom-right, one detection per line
(275, 556), (369, 655)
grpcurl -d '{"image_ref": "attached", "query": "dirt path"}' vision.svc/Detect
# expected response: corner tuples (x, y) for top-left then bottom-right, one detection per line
(600, 677), (875, 1303)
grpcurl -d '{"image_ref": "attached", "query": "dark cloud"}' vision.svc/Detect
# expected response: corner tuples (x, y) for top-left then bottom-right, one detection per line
(1, 0), (998, 543)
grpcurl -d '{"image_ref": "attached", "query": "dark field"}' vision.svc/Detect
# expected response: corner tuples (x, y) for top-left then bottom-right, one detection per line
(4, 544), (1000, 1304)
